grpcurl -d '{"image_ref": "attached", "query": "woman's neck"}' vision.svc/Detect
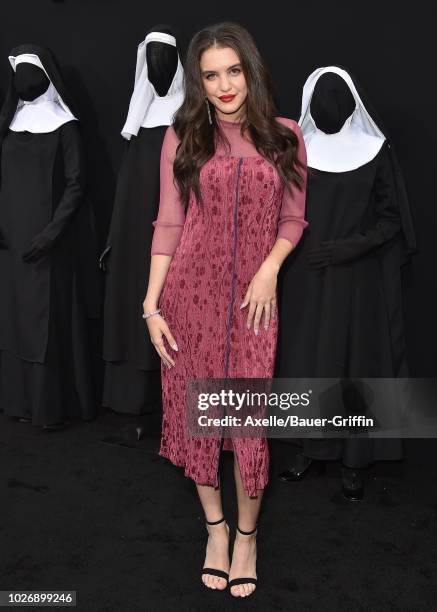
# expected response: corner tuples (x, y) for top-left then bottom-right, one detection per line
(215, 106), (246, 124)
(217, 116), (243, 127)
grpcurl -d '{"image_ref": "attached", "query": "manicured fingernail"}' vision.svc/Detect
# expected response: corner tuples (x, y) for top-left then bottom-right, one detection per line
(247, 324), (250, 329)
(172, 343), (178, 351)
(240, 303), (245, 309)
(255, 329), (258, 336)
(264, 325), (268, 330)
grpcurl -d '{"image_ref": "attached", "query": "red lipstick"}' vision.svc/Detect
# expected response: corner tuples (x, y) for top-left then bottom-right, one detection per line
(219, 95), (236, 102)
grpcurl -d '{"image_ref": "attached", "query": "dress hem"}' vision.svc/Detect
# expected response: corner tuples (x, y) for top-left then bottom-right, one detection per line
(158, 448), (268, 498)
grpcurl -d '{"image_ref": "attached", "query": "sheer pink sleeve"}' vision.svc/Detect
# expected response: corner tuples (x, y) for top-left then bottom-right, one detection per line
(150, 125), (186, 256)
(276, 118), (308, 248)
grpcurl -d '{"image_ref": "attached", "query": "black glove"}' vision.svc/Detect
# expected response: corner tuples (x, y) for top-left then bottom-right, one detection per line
(22, 231), (55, 263)
(98, 245), (112, 272)
(308, 236), (376, 269)
(308, 222), (399, 270)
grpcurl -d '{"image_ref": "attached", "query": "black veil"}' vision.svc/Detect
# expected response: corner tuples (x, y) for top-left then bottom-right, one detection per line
(318, 64), (417, 258)
(0, 44), (80, 151)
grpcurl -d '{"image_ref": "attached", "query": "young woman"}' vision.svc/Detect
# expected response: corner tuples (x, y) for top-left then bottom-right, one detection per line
(143, 22), (307, 598)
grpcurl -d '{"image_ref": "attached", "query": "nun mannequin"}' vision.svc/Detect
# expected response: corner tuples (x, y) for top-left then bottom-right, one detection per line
(100, 26), (184, 423)
(275, 66), (416, 499)
(0, 44), (97, 430)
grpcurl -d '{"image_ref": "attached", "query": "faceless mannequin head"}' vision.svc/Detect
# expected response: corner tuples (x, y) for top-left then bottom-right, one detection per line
(14, 63), (50, 101)
(310, 72), (355, 134)
(121, 26), (185, 138)
(146, 38), (178, 97)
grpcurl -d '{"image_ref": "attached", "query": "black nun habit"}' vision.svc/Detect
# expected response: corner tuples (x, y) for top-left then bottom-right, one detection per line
(100, 26), (185, 415)
(0, 44), (97, 427)
(275, 66), (416, 468)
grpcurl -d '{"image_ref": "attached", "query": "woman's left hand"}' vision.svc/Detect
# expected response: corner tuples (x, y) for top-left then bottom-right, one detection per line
(240, 261), (278, 334)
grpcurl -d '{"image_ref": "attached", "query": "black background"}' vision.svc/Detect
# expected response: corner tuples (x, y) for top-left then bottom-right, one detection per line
(1, 0), (435, 376)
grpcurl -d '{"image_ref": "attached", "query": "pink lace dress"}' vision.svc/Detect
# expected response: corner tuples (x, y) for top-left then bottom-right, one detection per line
(151, 117), (307, 496)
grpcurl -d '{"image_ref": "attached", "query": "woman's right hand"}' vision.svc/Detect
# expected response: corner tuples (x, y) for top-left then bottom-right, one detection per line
(145, 312), (178, 369)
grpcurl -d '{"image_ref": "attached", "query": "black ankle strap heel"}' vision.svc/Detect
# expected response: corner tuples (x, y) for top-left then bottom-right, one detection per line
(206, 516), (226, 526)
(236, 525), (257, 536)
(201, 516), (230, 586)
(228, 525), (258, 591)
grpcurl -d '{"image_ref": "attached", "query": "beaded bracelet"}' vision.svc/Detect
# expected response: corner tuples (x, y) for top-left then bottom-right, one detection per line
(142, 308), (161, 320)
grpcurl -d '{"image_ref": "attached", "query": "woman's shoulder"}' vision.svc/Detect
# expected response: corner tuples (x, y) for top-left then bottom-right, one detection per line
(275, 116), (300, 132)
(165, 124), (181, 143)
(162, 124), (181, 158)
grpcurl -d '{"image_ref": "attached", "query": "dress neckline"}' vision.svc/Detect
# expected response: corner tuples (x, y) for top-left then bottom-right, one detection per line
(217, 117), (244, 128)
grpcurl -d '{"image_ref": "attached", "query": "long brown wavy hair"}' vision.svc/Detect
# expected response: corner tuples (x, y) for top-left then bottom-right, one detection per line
(172, 22), (304, 210)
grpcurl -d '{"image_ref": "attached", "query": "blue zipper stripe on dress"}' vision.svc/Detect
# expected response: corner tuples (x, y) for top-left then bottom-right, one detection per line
(224, 157), (243, 378)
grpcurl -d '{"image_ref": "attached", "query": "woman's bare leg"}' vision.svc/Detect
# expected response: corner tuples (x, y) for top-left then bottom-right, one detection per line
(196, 480), (230, 590)
(229, 455), (263, 597)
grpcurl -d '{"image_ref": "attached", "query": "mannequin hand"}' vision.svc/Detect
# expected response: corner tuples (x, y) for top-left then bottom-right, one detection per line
(308, 241), (336, 269)
(240, 261), (278, 335)
(144, 304), (178, 369)
(308, 232), (385, 269)
(99, 245), (112, 272)
(22, 232), (55, 263)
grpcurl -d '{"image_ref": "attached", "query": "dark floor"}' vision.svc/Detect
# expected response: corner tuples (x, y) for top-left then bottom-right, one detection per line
(1, 410), (437, 612)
